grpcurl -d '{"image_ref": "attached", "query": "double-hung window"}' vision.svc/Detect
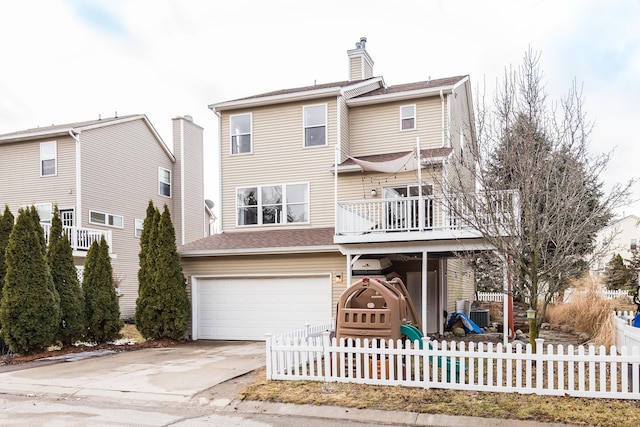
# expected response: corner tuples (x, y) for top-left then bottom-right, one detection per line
(40, 141), (57, 176)
(400, 105), (416, 130)
(304, 104), (326, 147)
(159, 167), (171, 197)
(230, 113), (252, 154)
(237, 183), (309, 226)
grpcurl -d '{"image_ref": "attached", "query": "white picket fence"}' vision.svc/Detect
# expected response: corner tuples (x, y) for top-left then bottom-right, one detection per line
(477, 289), (631, 303)
(267, 328), (640, 400)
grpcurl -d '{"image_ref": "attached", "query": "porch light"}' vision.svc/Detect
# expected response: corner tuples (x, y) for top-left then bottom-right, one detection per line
(370, 189), (377, 197)
(335, 273), (343, 283)
(526, 308), (536, 320)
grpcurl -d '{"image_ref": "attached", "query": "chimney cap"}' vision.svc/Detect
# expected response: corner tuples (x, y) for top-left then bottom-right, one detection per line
(356, 37), (367, 49)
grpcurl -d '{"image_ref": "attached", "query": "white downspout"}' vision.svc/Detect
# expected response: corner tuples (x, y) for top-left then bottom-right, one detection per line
(180, 119), (186, 245)
(417, 138), (423, 231)
(335, 96), (342, 238)
(69, 130), (82, 226)
(440, 90), (445, 147)
(446, 93), (452, 147)
(214, 109), (222, 233)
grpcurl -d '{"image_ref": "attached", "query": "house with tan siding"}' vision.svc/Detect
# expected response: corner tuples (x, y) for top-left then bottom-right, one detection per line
(180, 38), (496, 340)
(0, 114), (206, 318)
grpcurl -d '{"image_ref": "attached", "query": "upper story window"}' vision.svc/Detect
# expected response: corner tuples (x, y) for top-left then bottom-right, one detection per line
(631, 238), (637, 250)
(400, 105), (416, 130)
(158, 167), (171, 198)
(237, 183), (309, 226)
(89, 210), (124, 228)
(230, 113), (252, 154)
(304, 104), (326, 147)
(40, 141), (57, 176)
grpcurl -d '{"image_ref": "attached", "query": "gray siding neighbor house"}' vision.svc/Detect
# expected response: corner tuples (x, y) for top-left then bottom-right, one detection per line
(0, 114), (206, 318)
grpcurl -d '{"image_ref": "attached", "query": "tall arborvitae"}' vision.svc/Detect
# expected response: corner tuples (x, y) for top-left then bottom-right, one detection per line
(0, 205), (15, 313)
(136, 204), (190, 340)
(83, 236), (123, 343)
(0, 207), (61, 354)
(47, 206), (85, 345)
(135, 201), (157, 328)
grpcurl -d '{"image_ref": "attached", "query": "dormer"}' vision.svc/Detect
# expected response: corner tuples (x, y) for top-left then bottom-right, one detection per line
(347, 37), (374, 81)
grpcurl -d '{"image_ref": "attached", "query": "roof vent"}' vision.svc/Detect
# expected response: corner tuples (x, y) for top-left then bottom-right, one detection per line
(356, 37), (367, 49)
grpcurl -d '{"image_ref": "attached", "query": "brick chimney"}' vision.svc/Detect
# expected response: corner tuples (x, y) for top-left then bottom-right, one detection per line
(347, 37), (374, 81)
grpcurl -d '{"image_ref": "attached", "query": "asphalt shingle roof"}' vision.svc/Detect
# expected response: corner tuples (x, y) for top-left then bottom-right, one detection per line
(179, 227), (337, 254)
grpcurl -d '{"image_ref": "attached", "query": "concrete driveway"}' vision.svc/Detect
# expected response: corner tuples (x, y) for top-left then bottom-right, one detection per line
(0, 341), (265, 404)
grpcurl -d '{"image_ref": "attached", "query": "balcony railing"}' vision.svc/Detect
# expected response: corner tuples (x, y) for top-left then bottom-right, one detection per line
(42, 223), (113, 253)
(336, 191), (517, 238)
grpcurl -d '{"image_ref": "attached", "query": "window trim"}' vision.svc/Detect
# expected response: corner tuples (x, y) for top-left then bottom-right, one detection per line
(158, 167), (172, 198)
(400, 104), (416, 131)
(303, 104), (327, 148)
(230, 113), (253, 155)
(236, 182), (310, 227)
(89, 210), (124, 229)
(40, 140), (57, 177)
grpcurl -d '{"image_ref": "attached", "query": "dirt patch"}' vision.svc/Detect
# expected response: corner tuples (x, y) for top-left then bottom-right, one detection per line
(0, 324), (181, 366)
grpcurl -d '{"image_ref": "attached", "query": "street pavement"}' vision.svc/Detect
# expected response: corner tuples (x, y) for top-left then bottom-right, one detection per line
(0, 341), (574, 426)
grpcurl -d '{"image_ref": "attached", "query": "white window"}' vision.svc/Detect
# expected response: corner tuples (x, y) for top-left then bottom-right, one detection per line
(304, 104), (327, 147)
(237, 183), (309, 226)
(134, 219), (144, 238)
(400, 105), (416, 130)
(230, 113), (252, 154)
(40, 141), (57, 176)
(34, 203), (53, 223)
(158, 167), (171, 197)
(89, 210), (124, 228)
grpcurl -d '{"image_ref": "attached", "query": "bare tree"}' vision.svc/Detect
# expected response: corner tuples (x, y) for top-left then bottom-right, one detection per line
(446, 49), (635, 345)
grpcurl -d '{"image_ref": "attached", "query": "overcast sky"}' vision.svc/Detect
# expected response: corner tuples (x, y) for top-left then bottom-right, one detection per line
(1, 0), (639, 217)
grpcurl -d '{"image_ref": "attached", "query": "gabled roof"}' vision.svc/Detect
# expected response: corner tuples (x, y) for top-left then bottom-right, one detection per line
(209, 75), (470, 112)
(209, 77), (384, 112)
(179, 227), (338, 256)
(0, 114), (174, 160)
(347, 75), (469, 105)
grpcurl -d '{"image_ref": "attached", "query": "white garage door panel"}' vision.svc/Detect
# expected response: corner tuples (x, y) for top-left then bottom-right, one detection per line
(197, 276), (331, 340)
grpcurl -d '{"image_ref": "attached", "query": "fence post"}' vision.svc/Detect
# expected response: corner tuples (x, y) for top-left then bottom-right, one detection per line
(422, 336), (431, 390)
(265, 333), (273, 380)
(322, 331), (332, 382)
(535, 338), (544, 392)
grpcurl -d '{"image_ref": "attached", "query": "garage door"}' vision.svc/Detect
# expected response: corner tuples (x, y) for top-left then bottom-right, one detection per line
(196, 276), (332, 340)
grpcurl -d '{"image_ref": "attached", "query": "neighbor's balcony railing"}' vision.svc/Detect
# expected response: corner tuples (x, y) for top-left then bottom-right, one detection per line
(335, 191), (518, 237)
(41, 223), (113, 253)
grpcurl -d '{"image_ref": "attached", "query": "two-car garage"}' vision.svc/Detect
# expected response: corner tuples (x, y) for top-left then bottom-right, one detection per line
(193, 275), (333, 340)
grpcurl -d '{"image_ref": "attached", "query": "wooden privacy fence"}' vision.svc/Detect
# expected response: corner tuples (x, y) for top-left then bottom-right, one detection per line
(266, 331), (640, 400)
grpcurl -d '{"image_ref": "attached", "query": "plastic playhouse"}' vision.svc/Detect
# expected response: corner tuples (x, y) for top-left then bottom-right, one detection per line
(335, 276), (423, 343)
(335, 276), (465, 381)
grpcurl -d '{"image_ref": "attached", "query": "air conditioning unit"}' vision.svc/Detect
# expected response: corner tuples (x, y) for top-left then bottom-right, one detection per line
(352, 258), (393, 275)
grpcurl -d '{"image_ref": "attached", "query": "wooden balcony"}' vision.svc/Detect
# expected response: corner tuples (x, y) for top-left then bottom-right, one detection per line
(42, 223), (113, 253)
(334, 191), (517, 245)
